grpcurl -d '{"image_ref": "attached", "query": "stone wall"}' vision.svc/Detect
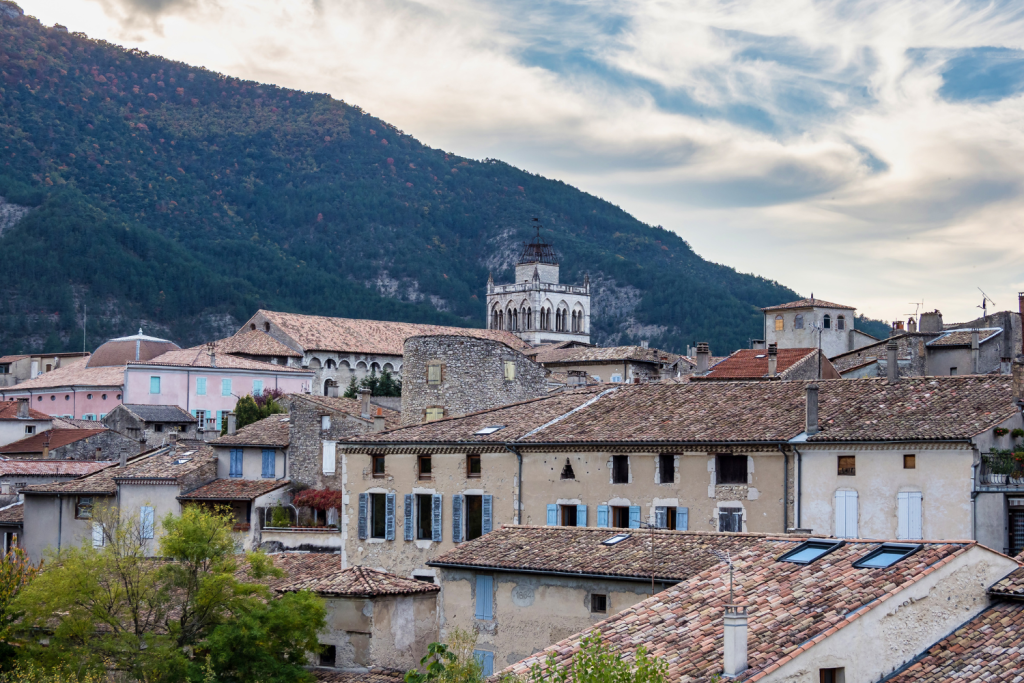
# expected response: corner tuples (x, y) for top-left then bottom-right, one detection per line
(52, 429), (140, 461)
(102, 407), (197, 448)
(286, 395), (377, 488)
(401, 335), (547, 426)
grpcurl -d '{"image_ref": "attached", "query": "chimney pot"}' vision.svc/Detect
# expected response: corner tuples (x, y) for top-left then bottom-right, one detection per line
(767, 343), (778, 377)
(16, 399), (28, 419)
(886, 339), (899, 384)
(227, 412), (237, 436)
(805, 383), (819, 436)
(907, 317), (917, 333)
(971, 329), (980, 374)
(723, 605), (749, 677)
(95, 447), (101, 461)
(120, 449), (127, 468)
(696, 342), (710, 375)
(359, 388), (372, 419)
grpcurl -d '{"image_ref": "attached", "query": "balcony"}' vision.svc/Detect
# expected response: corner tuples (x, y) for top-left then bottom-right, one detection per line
(976, 452), (1024, 490)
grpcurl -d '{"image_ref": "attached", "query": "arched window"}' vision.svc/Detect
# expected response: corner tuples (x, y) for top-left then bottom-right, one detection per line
(823, 314), (831, 329)
(837, 315), (845, 331)
(774, 315), (784, 331)
(794, 314), (804, 330)
(512, 309), (518, 331)
(250, 323), (256, 331)
(526, 307), (532, 330)
(325, 359), (336, 369)
(264, 322), (271, 332)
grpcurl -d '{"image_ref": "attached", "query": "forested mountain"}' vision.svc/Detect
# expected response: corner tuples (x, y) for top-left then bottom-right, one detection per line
(0, 4), (889, 355)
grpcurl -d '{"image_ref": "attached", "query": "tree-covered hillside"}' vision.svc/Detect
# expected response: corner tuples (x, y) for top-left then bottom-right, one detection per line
(0, 5), (882, 355)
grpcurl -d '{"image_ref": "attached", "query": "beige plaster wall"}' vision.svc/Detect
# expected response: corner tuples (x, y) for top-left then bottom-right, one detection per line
(762, 546), (1017, 683)
(321, 597), (373, 668)
(214, 445), (286, 480)
(371, 593), (439, 670)
(118, 483), (183, 555)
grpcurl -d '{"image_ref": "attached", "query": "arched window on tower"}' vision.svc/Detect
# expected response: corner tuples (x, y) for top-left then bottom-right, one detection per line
(513, 309), (518, 331)
(837, 315), (845, 331)
(527, 307), (532, 330)
(775, 315), (784, 331)
(571, 311), (577, 332)
(794, 314), (804, 330)
(823, 314), (831, 329)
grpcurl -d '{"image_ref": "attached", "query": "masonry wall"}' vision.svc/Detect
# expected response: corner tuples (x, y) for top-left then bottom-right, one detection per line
(211, 445), (286, 480)
(118, 483), (184, 555)
(22, 494), (112, 563)
(401, 336), (547, 426)
(371, 593), (439, 670)
(52, 430), (140, 461)
(765, 306), (855, 358)
(286, 396), (378, 488)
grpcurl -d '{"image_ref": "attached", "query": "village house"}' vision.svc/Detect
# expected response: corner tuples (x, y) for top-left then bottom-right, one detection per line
(0, 502), (22, 554)
(526, 343), (685, 384)
(101, 403), (198, 447)
(0, 352), (90, 387)
(763, 297), (878, 358)
(0, 399), (52, 447)
(0, 426), (140, 461)
(0, 459), (111, 500)
(692, 344), (840, 381)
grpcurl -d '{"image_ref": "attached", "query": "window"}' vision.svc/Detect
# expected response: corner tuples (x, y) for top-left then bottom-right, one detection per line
(229, 449), (243, 478)
(102, 393), (107, 400)
(716, 455), (747, 484)
(591, 593), (608, 613)
(372, 455), (386, 477)
(897, 491), (923, 540)
(655, 506), (679, 529)
(610, 373), (622, 383)
(321, 415), (331, 430)
(612, 455), (629, 483)
(465, 494), (484, 540)
(253, 380), (263, 396)
(474, 651), (494, 677)
(153, 423), (163, 432)
(560, 504), (578, 527)
(853, 543), (921, 569)
(24, 426), (35, 435)
(140, 506), (155, 539)
(427, 363), (442, 385)
(262, 449), (275, 478)
(774, 315), (784, 331)
(419, 454), (432, 478)
(835, 490), (858, 538)
(949, 367), (957, 376)
(425, 407), (444, 422)
(612, 506), (631, 529)
(823, 314), (831, 329)
(87, 393), (93, 400)
(474, 425), (505, 435)
(370, 493), (387, 539)
(75, 497), (94, 519)
(196, 377), (206, 395)
(837, 315), (846, 331)
(838, 456), (856, 476)
(719, 507), (743, 532)
(903, 454), (916, 469)
(504, 361), (515, 381)
(92, 523), (104, 548)
(794, 314), (804, 329)
(323, 441), (336, 475)
(778, 539), (845, 564)
(467, 454), (481, 478)
(149, 376), (161, 394)
(319, 644), (336, 667)
(221, 379), (232, 396)
(474, 574), (493, 620)
(82, 414), (95, 421)
(601, 533), (631, 546)
(560, 459), (575, 480)
(416, 494), (433, 540)
(819, 668), (845, 683)
(658, 454), (675, 483)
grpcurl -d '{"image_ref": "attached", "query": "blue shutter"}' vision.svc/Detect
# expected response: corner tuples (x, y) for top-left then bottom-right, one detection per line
(230, 449), (243, 478)
(546, 504), (558, 526)
(196, 377), (206, 396)
(253, 379), (263, 396)
(431, 494), (442, 543)
(385, 493), (396, 541)
(358, 493), (368, 540)
(576, 504), (587, 527)
(150, 376), (160, 394)
(677, 508), (689, 531)
(474, 651), (494, 677)
(655, 506), (667, 529)
(140, 506), (154, 539)
(261, 449), (275, 478)
(475, 574), (493, 619)
(597, 505), (610, 528)
(222, 379), (231, 396)
(452, 495), (464, 543)
(404, 495), (414, 541)
(629, 506), (641, 528)
(482, 495), (493, 534)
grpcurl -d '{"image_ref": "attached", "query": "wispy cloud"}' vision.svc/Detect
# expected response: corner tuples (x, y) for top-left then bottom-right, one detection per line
(17, 0), (1024, 321)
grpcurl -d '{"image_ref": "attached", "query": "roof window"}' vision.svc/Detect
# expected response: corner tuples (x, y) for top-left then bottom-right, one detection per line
(474, 425), (506, 435)
(601, 533), (631, 546)
(778, 538), (844, 565)
(853, 543), (922, 569)
(173, 458), (192, 465)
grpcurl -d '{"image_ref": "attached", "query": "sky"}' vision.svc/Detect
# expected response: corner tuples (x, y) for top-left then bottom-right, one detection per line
(16, 0), (1024, 324)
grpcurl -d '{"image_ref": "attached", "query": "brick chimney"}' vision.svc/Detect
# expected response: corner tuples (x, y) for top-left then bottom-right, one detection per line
(95, 447), (102, 461)
(723, 606), (749, 677)
(767, 343), (778, 378)
(887, 339), (899, 384)
(805, 383), (819, 436)
(971, 329), (980, 374)
(373, 406), (385, 433)
(16, 398), (28, 419)
(227, 412), (237, 436)
(695, 343), (710, 375)
(359, 388), (372, 419)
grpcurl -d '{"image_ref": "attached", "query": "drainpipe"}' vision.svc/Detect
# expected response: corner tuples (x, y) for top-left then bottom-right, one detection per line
(57, 494), (63, 551)
(778, 445), (788, 533)
(792, 446), (803, 528)
(502, 444), (523, 524)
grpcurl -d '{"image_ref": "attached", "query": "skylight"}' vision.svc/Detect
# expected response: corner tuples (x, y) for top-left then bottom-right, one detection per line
(173, 458), (192, 465)
(778, 539), (844, 565)
(755, 354), (766, 358)
(474, 425), (506, 435)
(853, 543), (922, 569)
(601, 533), (631, 546)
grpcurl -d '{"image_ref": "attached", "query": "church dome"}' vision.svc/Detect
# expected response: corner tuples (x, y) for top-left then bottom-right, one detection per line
(86, 329), (180, 368)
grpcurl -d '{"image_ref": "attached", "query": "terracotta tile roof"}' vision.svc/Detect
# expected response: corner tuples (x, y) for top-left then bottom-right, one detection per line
(313, 668), (405, 683)
(0, 401), (50, 420)
(4, 357), (124, 390)
(532, 345), (680, 365)
(880, 600), (1024, 682)
(195, 330), (302, 358)
(179, 478), (290, 501)
(253, 309), (529, 355)
(429, 525), (774, 581)
(118, 404), (196, 423)
(926, 327), (1002, 347)
(0, 503), (23, 525)
(50, 417), (105, 429)
(271, 559), (440, 597)
(522, 341), (576, 358)
(505, 538), (977, 682)
(213, 413), (291, 447)
(0, 355), (29, 364)
(988, 565), (1024, 598)
(762, 298), (855, 311)
(131, 348), (309, 373)
(0, 460), (111, 477)
(291, 394), (401, 430)
(355, 377), (1016, 446)
(698, 348), (818, 379)
(0, 428), (108, 455)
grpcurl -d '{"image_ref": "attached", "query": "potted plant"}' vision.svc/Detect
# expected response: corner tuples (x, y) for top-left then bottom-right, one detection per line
(994, 427), (1010, 437)
(1012, 428), (1024, 440)
(988, 450), (1016, 484)
(1012, 451), (1024, 485)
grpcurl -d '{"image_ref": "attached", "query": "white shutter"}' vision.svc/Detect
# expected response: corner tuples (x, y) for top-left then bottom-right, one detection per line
(322, 441), (336, 475)
(900, 491), (923, 540)
(835, 491), (847, 538)
(897, 492), (909, 540)
(843, 490), (858, 538)
(92, 523), (104, 548)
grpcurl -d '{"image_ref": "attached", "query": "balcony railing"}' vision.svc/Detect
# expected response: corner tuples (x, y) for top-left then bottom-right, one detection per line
(491, 282), (588, 295)
(977, 453), (1024, 488)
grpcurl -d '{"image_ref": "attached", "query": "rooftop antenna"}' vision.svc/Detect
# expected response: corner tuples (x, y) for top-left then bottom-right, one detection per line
(978, 288), (996, 319)
(708, 548), (736, 604)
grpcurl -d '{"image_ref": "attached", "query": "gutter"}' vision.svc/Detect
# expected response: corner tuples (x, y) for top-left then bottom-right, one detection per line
(792, 445), (802, 528)
(425, 561), (683, 586)
(778, 444), (788, 533)
(502, 444), (523, 525)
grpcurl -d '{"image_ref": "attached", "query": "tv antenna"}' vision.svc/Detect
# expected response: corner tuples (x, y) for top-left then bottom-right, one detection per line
(978, 288), (996, 318)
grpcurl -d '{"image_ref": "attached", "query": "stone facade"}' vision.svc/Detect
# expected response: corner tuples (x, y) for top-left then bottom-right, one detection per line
(764, 300), (867, 358)
(52, 429), (140, 461)
(401, 335), (548, 426)
(283, 395), (385, 489)
(318, 593), (438, 671)
(102, 404), (198, 448)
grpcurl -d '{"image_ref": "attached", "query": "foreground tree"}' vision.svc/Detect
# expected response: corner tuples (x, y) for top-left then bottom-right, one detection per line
(524, 633), (667, 683)
(0, 548), (39, 672)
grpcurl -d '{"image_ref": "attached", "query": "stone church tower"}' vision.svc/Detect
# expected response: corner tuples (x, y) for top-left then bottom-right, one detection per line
(486, 230), (591, 345)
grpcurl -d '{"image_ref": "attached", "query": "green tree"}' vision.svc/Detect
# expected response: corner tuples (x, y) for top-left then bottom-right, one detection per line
(343, 376), (359, 399)
(405, 628), (482, 683)
(230, 394), (286, 432)
(0, 548), (39, 672)
(376, 368), (402, 397)
(524, 632), (667, 683)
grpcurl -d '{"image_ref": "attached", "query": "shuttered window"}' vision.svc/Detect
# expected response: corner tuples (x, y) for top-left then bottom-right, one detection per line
(546, 504), (558, 526)
(475, 575), (493, 620)
(655, 506), (667, 528)
(229, 449), (243, 478)
(427, 364), (442, 385)
(597, 505), (610, 528)
(322, 441), (336, 475)
(253, 380), (263, 396)
(576, 504), (587, 527)
(431, 494), (443, 543)
(221, 379), (232, 396)
(452, 495), (464, 543)
(719, 507), (742, 532)
(140, 506), (155, 539)
(358, 493), (368, 540)
(425, 407), (444, 422)
(404, 494), (414, 541)
(628, 506), (641, 528)
(196, 377), (206, 396)
(897, 491), (923, 540)
(483, 495), (493, 534)
(835, 490), (859, 538)
(474, 651), (494, 677)
(149, 376), (161, 394)
(677, 507), (689, 531)
(385, 493), (396, 541)
(261, 449), (275, 478)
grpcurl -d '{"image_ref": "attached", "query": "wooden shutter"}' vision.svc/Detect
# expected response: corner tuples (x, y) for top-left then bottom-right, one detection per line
(221, 378), (231, 396)
(475, 574), (493, 619)
(431, 494), (442, 543)
(546, 504), (558, 526)
(908, 491), (922, 540)
(92, 523), (104, 548)
(898, 491), (922, 540)
(230, 449), (242, 477)
(196, 377), (206, 396)
(629, 506), (641, 529)
(836, 490), (858, 538)
(261, 449), (275, 478)
(597, 505), (609, 528)
(140, 506), (154, 539)
(452, 494), (464, 543)
(358, 493), (368, 540)
(322, 441), (336, 475)
(677, 507), (689, 531)
(385, 493), (396, 541)
(253, 379), (263, 396)
(404, 494), (414, 541)
(482, 495), (493, 534)
(475, 651), (494, 677)
(576, 504), (587, 527)
(655, 506), (667, 529)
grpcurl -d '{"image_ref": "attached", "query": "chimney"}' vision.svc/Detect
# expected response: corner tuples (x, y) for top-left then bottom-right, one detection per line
(971, 328), (980, 374)
(120, 449), (127, 468)
(373, 406), (385, 433)
(723, 606), (749, 677)
(16, 398), (28, 419)
(919, 310), (944, 333)
(227, 412), (237, 436)
(907, 317), (917, 333)
(696, 342), (710, 375)
(640, 340), (649, 349)
(890, 320), (904, 336)
(169, 431), (177, 445)
(359, 388), (372, 419)
(805, 383), (819, 436)
(1013, 359), (1024, 403)
(886, 338), (899, 384)
(95, 447), (102, 461)
(767, 343), (778, 377)
(328, 384), (339, 398)
(207, 342), (216, 368)
(751, 339), (765, 350)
